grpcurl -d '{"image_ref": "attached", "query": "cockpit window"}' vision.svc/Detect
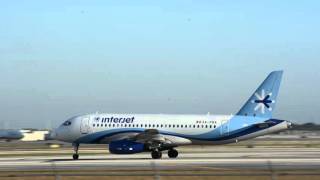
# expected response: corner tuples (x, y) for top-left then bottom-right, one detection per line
(63, 121), (72, 126)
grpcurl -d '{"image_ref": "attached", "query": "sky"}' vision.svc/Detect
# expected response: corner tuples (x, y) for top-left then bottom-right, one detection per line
(0, 1), (319, 129)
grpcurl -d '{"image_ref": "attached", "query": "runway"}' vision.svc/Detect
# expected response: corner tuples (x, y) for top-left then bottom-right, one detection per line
(0, 147), (320, 172)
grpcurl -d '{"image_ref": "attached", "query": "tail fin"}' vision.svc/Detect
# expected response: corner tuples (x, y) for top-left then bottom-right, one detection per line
(236, 71), (283, 118)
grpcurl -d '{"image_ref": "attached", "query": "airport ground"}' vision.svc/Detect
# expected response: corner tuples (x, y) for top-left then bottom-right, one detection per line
(0, 136), (319, 180)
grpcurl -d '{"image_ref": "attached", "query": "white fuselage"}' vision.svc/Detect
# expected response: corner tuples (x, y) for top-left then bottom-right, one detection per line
(54, 113), (290, 146)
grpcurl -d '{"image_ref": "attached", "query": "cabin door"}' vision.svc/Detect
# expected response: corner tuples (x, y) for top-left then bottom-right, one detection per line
(220, 119), (229, 135)
(80, 116), (90, 134)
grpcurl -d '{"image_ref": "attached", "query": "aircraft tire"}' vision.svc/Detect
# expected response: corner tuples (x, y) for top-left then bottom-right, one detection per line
(151, 150), (162, 159)
(73, 154), (79, 160)
(168, 149), (178, 158)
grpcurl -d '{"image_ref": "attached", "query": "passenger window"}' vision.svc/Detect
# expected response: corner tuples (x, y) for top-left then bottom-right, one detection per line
(177, 125), (179, 128)
(214, 125), (216, 128)
(97, 124), (99, 127)
(93, 124), (95, 127)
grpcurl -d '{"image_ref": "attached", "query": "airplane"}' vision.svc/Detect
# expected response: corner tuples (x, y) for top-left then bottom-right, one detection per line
(0, 129), (24, 142)
(54, 71), (292, 160)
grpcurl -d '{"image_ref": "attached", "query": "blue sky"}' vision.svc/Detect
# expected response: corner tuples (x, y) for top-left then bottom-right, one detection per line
(0, 1), (319, 128)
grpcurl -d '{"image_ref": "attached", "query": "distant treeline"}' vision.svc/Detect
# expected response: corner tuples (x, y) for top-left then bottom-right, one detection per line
(292, 123), (320, 131)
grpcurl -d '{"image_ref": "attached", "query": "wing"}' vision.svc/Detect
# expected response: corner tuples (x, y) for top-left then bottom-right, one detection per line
(130, 129), (166, 143)
(132, 129), (193, 150)
(105, 129), (192, 150)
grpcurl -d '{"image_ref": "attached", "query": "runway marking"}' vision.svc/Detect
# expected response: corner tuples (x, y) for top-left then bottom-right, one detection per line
(0, 158), (320, 167)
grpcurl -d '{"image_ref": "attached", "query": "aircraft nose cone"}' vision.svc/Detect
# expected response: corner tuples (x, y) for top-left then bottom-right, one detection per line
(286, 121), (293, 129)
(53, 127), (64, 141)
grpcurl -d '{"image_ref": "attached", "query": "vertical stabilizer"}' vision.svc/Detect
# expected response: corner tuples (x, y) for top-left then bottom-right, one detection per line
(236, 71), (283, 118)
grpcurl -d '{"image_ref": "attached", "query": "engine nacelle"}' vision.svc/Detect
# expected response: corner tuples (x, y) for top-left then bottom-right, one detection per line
(109, 140), (145, 154)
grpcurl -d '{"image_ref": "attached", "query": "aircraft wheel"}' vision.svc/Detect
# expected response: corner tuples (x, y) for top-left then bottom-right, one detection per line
(73, 154), (79, 160)
(72, 143), (79, 160)
(151, 150), (162, 159)
(168, 149), (178, 158)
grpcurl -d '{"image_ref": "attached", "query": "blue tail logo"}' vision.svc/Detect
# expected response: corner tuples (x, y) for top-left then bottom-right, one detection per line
(236, 71), (283, 118)
(251, 89), (275, 114)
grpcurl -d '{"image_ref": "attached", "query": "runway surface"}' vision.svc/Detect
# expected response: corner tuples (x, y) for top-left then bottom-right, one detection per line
(0, 147), (320, 172)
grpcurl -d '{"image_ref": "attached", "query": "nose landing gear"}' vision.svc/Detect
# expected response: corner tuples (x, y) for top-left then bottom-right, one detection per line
(72, 143), (79, 160)
(73, 154), (79, 160)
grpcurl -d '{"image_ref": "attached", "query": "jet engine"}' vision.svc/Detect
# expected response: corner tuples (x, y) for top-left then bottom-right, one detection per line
(109, 140), (145, 154)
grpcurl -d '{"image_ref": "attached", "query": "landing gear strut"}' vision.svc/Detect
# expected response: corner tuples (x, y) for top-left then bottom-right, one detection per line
(168, 148), (178, 158)
(151, 150), (162, 159)
(72, 143), (79, 160)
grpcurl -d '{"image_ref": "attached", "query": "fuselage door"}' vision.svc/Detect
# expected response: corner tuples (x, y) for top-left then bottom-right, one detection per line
(220, 119), (229, 136)
(80, 116), (90, 134)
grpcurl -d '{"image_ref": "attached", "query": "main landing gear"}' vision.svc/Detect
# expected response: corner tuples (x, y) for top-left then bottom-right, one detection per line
(72, 143), (79, 160)
(150, 148), (179, 159)
(151, 150), (162, 159)
(168, 148), (178, 158)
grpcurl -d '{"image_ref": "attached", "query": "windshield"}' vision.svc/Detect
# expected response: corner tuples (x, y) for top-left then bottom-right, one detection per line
(63, 120), (72, 126)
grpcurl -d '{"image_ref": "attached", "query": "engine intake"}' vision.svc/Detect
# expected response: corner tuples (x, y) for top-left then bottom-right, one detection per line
(109, 140), (145, 154)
